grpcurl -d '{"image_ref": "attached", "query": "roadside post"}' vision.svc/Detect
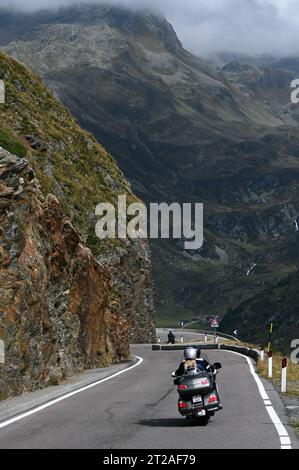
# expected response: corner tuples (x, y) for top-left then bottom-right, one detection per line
(180, 335), (184, 343)
(281, 357), (287, 393)
(267, 322), (273, 352)
(260, 347), (265, 361)
(0, 80), (5, 104)
(268, 350), (273, 378)
(0, 339), (4, 364)
(204, 334), (207, 342)
(157, 337), (161, 344)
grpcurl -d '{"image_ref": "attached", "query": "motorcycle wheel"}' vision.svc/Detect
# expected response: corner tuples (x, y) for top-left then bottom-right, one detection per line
(185, 416), (197, 426)
(195, 415), (210, 426)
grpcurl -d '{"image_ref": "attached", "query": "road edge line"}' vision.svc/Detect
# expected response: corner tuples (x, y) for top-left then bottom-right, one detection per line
(0, 355), (143, 430)
(226, 350), (292, 450)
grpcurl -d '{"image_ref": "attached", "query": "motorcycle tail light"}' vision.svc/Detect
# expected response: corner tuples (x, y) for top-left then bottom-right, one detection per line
(178, 401), (188, 409)
(178, 384), (188, 390)
(208, 393), (218, 404)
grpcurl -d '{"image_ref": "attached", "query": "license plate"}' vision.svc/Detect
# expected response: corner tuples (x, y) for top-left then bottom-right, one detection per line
(197, 410), (206, 416)
(192, 395), (202, 404)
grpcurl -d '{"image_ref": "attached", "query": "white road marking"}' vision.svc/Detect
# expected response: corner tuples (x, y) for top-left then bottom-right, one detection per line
(227, 350), (292, 450)
(0, 356), (143, 430)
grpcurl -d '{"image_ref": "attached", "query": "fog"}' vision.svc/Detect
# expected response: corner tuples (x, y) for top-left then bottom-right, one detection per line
(0, 0), (298, 56)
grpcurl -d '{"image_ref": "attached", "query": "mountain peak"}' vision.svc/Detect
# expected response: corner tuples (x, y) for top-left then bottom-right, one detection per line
(0, 3), (182, 53)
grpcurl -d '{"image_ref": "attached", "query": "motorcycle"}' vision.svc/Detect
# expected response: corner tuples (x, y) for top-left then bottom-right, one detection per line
(171, 362), (222, 425)
(168, 335), (176, 345)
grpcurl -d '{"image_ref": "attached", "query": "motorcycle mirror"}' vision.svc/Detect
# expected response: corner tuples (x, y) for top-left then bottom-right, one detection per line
(171, 372), (176, 377)
(213, 362), (222, 370)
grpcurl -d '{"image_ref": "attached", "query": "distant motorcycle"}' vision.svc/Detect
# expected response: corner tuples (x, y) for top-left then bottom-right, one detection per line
(168, 332), (176, 344)
(172, 363), (222, 425)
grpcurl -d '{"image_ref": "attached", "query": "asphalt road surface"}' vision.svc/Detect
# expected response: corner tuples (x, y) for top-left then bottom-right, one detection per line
(0, 343), (297, 449)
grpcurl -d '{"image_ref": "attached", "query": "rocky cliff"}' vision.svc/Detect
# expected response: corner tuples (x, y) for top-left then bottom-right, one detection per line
(0, 50), (155, 398)
(0, 148), (129, 399)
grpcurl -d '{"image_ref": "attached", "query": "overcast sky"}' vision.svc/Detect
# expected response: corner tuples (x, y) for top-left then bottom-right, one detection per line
(0, 0), (298, 56)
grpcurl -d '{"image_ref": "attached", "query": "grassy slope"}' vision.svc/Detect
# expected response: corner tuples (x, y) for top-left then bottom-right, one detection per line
(220, 269), (299, 354)
(0, 51), (136, 253)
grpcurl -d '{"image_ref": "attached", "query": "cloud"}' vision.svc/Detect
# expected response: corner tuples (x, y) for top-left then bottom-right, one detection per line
(0, 0), (298, 56)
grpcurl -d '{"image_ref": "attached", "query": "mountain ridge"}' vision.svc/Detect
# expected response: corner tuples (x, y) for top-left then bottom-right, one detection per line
(1, 4), (299, 351)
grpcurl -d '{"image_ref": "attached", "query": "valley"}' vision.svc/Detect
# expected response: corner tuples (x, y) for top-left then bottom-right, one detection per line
(0, 4), (299, 351)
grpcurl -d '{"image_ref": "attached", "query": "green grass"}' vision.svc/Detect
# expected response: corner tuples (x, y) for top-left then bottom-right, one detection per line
(0, 50), (135, 252)
(290, 418), (299, 438)
(257, 352), (299, 396)
(0, 128), (27, 158)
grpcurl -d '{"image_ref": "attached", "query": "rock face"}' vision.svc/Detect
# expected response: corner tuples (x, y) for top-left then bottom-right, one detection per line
(0, 148), (129, 399)
(0, 50), (156, 354)
(98, 238), (156, 343)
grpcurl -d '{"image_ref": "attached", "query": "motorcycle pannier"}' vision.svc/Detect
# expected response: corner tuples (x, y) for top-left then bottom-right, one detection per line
(177, 372), (212, 396)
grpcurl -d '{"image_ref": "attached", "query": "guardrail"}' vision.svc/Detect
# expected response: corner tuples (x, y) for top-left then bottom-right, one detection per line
(152, 344), (219, 351)
(219, 344), (260, 361)
(156, 328), (241, 343)
(152, 343), (261, 362)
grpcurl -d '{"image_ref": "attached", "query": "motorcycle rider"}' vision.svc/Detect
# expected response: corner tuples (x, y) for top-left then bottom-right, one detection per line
(175, 346), (211, 376)
(168, 330), (176, 344)
(175, 346), (222, 408)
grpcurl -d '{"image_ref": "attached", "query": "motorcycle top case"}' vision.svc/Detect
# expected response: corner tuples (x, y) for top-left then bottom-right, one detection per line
(177, 372), (212, 396)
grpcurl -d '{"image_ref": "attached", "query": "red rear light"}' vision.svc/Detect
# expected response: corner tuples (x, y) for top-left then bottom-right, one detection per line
(208, 393), (218, 404)
(178, 384), (188, 391)
(178, 401), (188, 409)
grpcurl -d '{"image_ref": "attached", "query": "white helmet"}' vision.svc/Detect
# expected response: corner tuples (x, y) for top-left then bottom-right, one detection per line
(184, 347), (197, 360)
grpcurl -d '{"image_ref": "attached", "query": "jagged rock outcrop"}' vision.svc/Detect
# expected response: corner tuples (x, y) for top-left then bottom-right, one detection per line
(99, 238), (156, 343)
(0, 50), (156, 354)
(0, 148), (130, 399)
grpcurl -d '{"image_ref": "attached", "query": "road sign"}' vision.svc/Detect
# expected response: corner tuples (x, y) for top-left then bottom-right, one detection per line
(211, 319), (219, 328)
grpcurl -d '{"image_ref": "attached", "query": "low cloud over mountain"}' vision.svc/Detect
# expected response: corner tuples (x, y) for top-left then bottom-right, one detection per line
(0, 0), (298, 56)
